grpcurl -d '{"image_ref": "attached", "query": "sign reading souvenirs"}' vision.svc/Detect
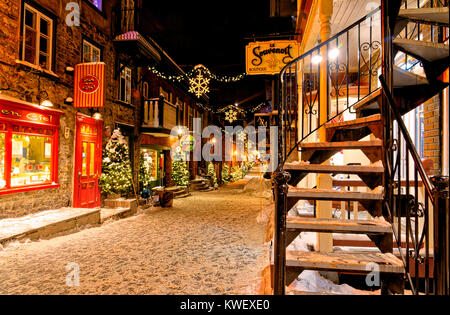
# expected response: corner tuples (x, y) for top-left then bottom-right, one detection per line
(245, 40), (300, 75)
(73, 62), (106, 108)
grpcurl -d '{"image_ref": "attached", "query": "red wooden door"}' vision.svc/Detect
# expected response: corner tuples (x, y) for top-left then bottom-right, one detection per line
(73, 114), (102, 208)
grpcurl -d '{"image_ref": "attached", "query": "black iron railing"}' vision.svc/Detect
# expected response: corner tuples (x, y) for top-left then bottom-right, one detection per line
(380, 75), (449, 295)
(395, 0), (449, 75)
(278, 7), (382, 168)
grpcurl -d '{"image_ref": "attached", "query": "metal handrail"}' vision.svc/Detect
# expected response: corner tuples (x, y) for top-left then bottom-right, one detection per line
(379, 75), (435, 202)
(277, 6), (382, 170)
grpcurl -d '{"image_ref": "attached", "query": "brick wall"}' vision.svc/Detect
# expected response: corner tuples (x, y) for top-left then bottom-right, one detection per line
(423, 95), (441, 175)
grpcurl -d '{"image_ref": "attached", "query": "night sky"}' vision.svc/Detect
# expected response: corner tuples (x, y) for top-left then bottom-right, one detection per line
(140, 0), (295, 107)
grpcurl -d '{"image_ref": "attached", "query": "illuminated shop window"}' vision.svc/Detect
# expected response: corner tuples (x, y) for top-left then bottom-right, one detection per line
(10, 134), (52, 187)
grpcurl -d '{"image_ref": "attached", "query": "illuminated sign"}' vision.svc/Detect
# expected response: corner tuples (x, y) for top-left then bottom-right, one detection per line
(74, 62), (106, 108)
(245, 40), (300, 75)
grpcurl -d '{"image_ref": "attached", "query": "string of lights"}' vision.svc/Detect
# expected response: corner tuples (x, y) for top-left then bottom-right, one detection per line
(147, 65), (246, 84)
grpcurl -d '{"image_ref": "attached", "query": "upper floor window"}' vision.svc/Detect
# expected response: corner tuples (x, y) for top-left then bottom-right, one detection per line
(87, 0), (102, 11)
(22, 4), (53, 70)
(82, 40), (101, 63)
(119, 65), (132, 104)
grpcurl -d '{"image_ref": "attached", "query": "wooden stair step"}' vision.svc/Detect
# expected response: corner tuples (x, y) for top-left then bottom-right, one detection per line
(286, 251), (404, 274)
(398, 7), (449, 25)
(394, 38), (449, 63)
(287, 187), (383, 201)
(283, 163), (383, 175)
(393, 66), (429, 87)
(352, 88), (382, 111)
(301, 140), (382, 150)
(286, 217), (392, 234)
(325, 114), (381, 130)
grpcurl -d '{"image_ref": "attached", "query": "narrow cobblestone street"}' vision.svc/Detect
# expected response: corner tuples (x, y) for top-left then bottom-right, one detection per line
(0, 184), (271, 295)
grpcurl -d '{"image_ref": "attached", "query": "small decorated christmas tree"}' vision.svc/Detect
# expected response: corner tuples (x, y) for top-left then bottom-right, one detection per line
(99, 129), (132, 196)
(207, 162), (217, 186)
(139, 152), (153, 193)
(231, 164), (244, 182)
(221, 163), (230, 184)
(172, 160), (190, 186)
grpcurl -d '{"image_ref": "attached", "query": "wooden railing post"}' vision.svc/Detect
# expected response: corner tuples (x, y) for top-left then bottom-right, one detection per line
(317, 0), (333, 253)
(273, 171), (291, 295)
(432, 175), (450, 295)
(158, 95), (164, 128)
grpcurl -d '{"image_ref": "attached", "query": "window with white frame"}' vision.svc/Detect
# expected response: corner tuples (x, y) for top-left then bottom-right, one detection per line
(82, 40), (101, 63)
(119, 65), (132, 104)
(22, 4), (53, 70)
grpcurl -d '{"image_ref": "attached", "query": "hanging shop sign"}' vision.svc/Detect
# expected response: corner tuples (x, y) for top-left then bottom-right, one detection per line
(73, 62), (106, 108)
(180, 135), (196, 152)
(245, 40), (300, 75)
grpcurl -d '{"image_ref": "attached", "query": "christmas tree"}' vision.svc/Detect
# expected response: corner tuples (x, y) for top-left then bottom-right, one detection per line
(207, 162), (217, 185)
(139, 152), (153, 193)
(99, 129), (132, 196)
(231, 164), (244, 182)
(171, 160), (190, 186)
(221, 163), (230, 184)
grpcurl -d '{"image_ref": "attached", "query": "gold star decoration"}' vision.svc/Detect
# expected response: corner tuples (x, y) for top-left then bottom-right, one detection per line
(225, 108), (238, 123)
(189, 72), (210, 98)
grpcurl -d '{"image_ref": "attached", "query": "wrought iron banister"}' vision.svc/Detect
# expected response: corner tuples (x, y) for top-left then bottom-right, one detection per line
(380, 74), (449, 295)
(379, 75), (435, 201)
(278, 7), (382, 169)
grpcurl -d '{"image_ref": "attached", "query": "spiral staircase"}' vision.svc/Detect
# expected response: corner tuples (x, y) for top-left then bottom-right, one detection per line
(272, 0), (449, 295)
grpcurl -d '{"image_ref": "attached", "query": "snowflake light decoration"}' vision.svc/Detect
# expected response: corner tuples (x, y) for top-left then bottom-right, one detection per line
(225, 108), (238, 123)
(189, 72), (210, 98)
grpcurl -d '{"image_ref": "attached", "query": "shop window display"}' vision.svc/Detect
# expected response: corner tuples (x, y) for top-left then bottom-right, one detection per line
(10, 134), (52, 187)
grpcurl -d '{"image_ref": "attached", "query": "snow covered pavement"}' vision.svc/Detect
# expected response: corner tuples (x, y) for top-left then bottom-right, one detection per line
(0, 186), (271, 294)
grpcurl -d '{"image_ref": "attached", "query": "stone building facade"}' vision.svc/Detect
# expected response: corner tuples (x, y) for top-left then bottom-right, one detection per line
(0, 0), (209, 219)
(0, 0), (137, 218)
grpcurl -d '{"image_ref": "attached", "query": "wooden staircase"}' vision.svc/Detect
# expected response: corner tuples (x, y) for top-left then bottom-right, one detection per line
(273, 1), (449, 295)
(278, 114), (404, 294)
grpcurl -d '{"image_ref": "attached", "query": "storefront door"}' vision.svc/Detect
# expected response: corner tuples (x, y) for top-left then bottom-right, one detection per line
(73, 114), (102, 208)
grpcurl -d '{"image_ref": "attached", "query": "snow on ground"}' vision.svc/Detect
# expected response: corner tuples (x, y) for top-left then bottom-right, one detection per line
(0, 185), (271, 295)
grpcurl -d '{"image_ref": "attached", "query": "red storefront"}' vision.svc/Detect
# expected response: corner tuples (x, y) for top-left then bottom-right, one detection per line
(0, 95), (62, 195)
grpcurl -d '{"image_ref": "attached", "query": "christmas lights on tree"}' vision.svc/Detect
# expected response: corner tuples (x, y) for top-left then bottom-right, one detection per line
(139, 152), (153, 193)
(99, 129), (132, 196)
(171, 160), (190, 186)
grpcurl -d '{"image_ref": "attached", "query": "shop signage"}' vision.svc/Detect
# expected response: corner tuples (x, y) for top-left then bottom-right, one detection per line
(74, 62), (106, 108)
(0, 105), (53, 124)
(180, 135), (195, 152)
(245, 40), (300, 75)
